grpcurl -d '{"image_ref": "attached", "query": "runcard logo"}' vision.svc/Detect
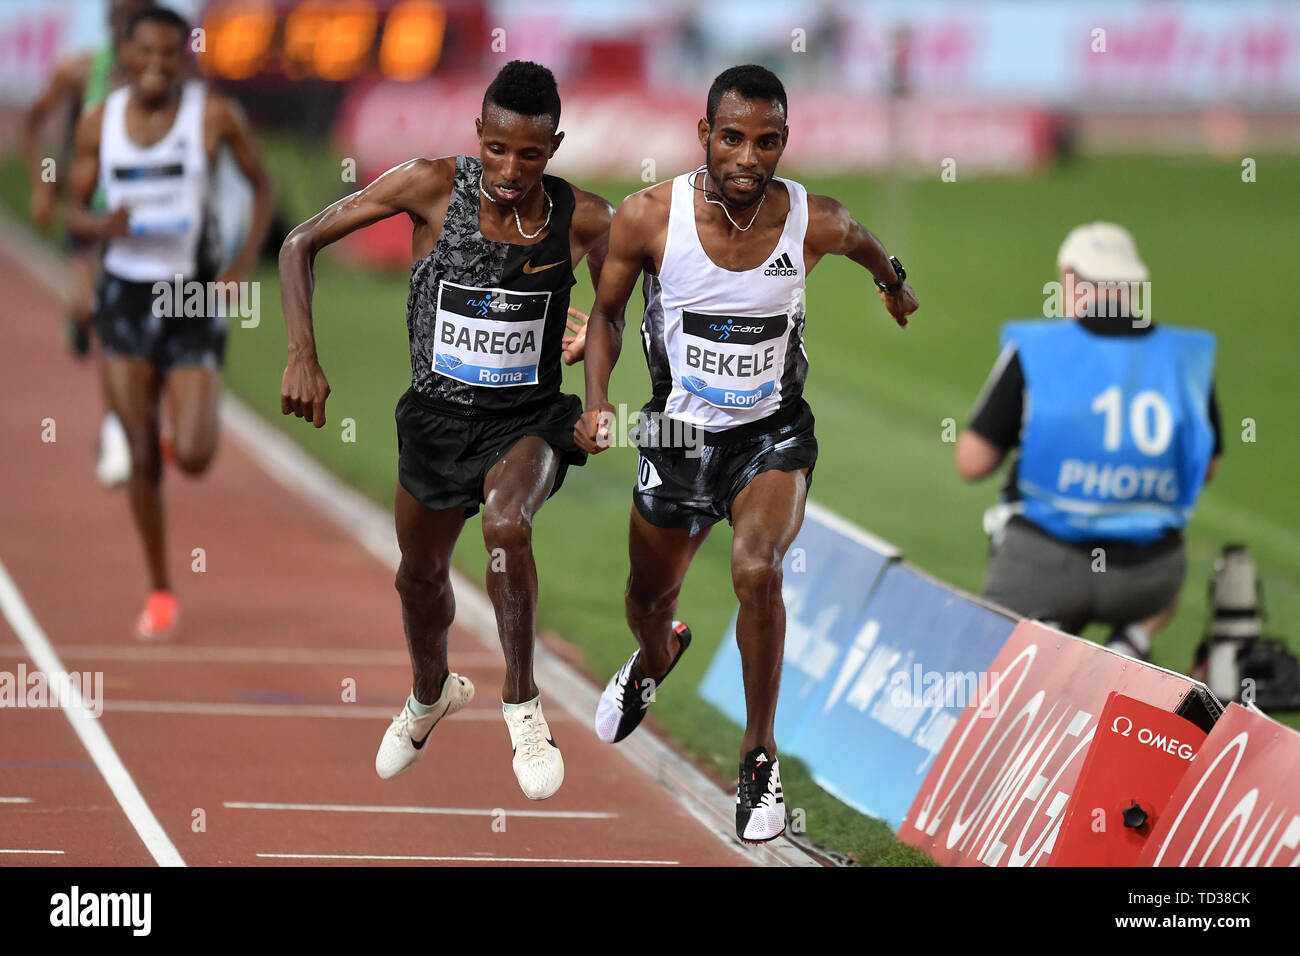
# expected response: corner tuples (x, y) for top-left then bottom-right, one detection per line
(151, 274), (261, 328)
(0, 665), (103, 718)
(50, 886), (151, 936)
(683, 311), (785, 346)
(466, 293), (522, 316)
(706, 319), (767, 342)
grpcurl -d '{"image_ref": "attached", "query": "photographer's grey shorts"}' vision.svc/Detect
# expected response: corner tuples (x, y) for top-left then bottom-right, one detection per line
(981, 517), (1186, 634)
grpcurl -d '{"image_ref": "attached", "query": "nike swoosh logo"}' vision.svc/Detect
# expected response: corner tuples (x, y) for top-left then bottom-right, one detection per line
(522, 259), (565, 274)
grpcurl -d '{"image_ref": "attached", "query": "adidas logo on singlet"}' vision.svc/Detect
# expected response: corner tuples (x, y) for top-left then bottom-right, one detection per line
(764, 253), (797, 277)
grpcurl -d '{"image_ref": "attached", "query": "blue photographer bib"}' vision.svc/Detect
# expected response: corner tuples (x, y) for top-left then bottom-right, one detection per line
(1002, 320), (1216, 545)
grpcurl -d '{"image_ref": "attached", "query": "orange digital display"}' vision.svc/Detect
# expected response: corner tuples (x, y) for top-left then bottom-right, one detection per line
(202, 0), (447, 83)
(314, 3), (379, 81)
(380, 0), (447, 80)
(280, 0), (327, 80)
(201, 0), (275, 81)
(283, 0), (376, 82)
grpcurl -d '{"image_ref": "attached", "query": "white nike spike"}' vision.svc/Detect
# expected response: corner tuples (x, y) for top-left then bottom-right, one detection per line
(374, 673), (474, 780)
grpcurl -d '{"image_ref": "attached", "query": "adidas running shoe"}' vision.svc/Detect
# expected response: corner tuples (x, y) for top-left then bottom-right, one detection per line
(594, 621), (691, 743)
(737, 746), (785, 844)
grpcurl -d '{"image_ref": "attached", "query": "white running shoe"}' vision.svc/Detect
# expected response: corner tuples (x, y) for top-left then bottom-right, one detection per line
(95, 412), (131, 487)
(595, 621), (691, 744)
(503, 696), (564, 800)
(374, 673), (474, 780)
(737, 746), (786, 844)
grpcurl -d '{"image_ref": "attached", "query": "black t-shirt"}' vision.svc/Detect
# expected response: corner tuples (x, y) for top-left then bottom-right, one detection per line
(967, 317), (1223, 503)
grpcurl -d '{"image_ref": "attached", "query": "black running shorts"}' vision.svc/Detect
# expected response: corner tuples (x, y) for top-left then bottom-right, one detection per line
(633, 399), (818, 537)
(93, 271), (227, 372)
(395, 387), (587, 518)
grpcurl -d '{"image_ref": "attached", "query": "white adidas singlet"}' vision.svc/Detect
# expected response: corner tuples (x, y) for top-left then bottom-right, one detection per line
(643, 169), (809, 431)
(100, 80), (213, 282)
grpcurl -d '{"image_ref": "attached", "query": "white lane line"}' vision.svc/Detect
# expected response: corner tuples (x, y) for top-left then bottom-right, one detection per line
(2, 213), (804, 867)
(0, 849), (64, 855)
(224, 801), (615, 819)
(221, 396), (807, 866)
(0, 558), (185, 867)
(0, 643), (501, 668)
(0, 797), (34, 804)
(105, 700), (571, 720)
(107, 700), (397, 719)
(257, 852), (678, 865)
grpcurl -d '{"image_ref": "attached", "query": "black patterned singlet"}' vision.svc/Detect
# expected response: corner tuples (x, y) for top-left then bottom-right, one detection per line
(404, 155), (577, 416)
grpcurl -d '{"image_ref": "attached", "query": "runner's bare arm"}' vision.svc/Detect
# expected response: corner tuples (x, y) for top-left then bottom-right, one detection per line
(279, 158), (450, 428)
(574, 191), (660, 453)
(22, 54), (91, 227)
(805, 193), (918, 328)
(562, 186), (617, 365)
(207, 94), (275, 285)
(66, 105), (128, 241)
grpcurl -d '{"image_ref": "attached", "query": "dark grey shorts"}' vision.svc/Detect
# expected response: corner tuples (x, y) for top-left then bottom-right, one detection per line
(980, 517), (1186, 634)
(633, 399), (818, 537)
(93, 272), (227, 372)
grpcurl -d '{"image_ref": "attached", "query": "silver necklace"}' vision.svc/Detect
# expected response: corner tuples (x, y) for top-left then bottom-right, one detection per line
(693, 166), (765, 232)
(479, 173), (552, 240)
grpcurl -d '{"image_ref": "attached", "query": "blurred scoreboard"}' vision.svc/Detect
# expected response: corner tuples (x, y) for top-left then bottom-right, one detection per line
(198, 0), (486, 84)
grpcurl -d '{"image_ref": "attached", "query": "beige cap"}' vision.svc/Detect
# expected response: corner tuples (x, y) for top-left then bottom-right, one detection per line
(1056, 222), (1148, 282)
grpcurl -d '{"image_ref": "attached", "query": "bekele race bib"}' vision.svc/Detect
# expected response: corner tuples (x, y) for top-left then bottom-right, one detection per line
(433, 280), (551, 388)
(677, 310), (789, 410)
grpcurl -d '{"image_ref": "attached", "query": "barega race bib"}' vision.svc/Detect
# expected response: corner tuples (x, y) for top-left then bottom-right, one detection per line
(678, 310), (789, 410)
(433, 281), (551, 388)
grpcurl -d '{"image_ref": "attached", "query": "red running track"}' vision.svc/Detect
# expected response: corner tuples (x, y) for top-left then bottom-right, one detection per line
(0, 235), (776, 868)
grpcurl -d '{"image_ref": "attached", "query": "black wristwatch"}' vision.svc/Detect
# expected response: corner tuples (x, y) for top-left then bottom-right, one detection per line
(876, 256), (906, 294)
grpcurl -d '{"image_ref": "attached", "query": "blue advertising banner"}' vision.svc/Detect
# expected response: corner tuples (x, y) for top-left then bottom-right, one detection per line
(792, 563), (1017, 830)
(698, 501), (899, 746)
